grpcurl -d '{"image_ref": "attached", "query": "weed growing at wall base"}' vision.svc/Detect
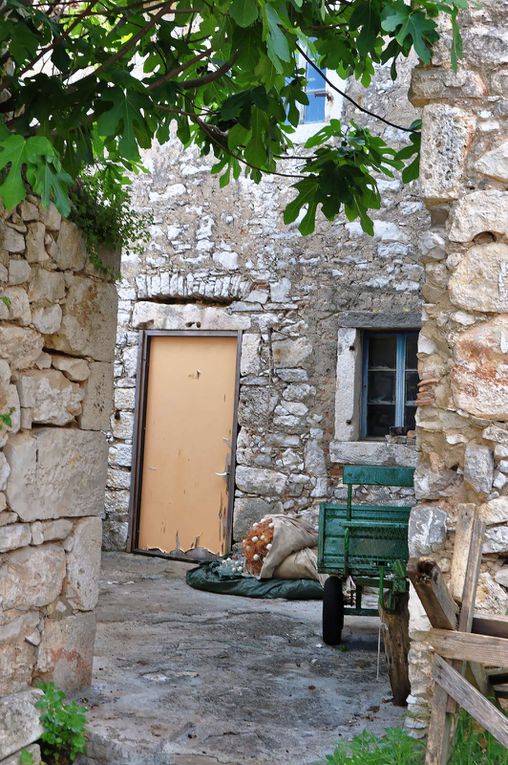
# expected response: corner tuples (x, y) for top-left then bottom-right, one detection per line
(21, 683), (87, 765)
(320, 712), (508, 765)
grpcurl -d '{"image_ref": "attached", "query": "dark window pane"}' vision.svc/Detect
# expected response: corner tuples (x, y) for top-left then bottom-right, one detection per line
(405, 370), (419, 404)
(405, 334), (418, 369)
(368, 335), (396, 369)
(368, 371), (396, 403)
(367, 404), (395, 438)
(404, 406), (417, 431)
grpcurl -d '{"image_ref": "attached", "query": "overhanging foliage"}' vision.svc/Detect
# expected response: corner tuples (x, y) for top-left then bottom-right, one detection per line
(0, 0), (466, 233)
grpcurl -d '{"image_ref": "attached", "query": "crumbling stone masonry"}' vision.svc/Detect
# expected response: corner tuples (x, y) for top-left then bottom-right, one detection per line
(405, 0), (508, 733)
(0, 200), (117, 764)
(106, 57), (427, 552)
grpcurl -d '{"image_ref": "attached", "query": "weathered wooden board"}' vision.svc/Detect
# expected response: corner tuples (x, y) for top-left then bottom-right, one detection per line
(433, 656), (508, 749)
(426, 629), (508, 666)
(407, 557), (459, 631)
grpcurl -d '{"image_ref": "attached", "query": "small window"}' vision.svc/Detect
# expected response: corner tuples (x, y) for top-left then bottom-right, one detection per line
(303, 58), (327, 123)
(361, 331), (418, 439)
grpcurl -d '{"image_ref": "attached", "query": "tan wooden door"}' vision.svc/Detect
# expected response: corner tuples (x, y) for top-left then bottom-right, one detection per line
(137, 334), (238, 557)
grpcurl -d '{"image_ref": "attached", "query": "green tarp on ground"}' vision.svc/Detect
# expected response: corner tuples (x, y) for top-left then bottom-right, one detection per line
(186, 557), (323, 600)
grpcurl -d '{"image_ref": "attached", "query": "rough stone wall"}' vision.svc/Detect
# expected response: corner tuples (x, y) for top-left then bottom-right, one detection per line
(0, 199), (117, 764)
(106, 58), (428, 551)
(406, 1), (508, 733)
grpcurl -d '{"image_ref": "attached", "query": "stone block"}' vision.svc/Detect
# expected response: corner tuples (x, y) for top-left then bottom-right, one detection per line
(0, 512), (17, 527)
(1, 287), (31, 325)
(329, 440), (418, 467)
(0, 543), (66, 610)
(113, 387), (135, 411)
(25, 222), (47, 263)
(2, 227), (25, 254)
(451, 316), (508, 420)
(475, 572), (508, 614)
(31, 304), (62, 334)
(448, 190), (508, 242)
(480, 497), (508, 525)
(449, 243), (508, 312)
(0, 326), (43, 370)
(8, 260), (31, 286)
(4, 428), (108, 521)
(232, 497), (274, 541)
(464, 444), (494, 495)
(45, 276), (118, 361)
(419, 104), (475, 201)
(475, 139), (508, 183)
(272, 337), (312, 368)
(54, 220), (87, 271)
(304, 440), (327, 477)
(131, 301), (250, 331)
(39, 202), (61, 231)
(31, 519), (73, 545)
(409, 66), (487, 106)
(483, 527), (508, 555)
(51, 355), (89, 381)
(111, 410), (134, 440)
(64, 517), (102, 611)
(408, 505), (448, 556)
(0, 690), (43, 760)
(240, 334), (261, 376)
(107, 468), (131, 490)
(102, 519), (128, 551)
(16, 370), (83, 426)
(28, 268), (65, 302)
(80, 362), (114, 431)
(0, 611), (39, 695)
(36, 612), (96, 691)
(0, 524), (31, 553)
(235, 465), (287, 495)
(0, 453), (10, 492)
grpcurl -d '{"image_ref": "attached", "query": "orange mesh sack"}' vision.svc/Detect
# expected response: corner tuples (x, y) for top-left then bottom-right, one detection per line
(242, 515), (318, 579)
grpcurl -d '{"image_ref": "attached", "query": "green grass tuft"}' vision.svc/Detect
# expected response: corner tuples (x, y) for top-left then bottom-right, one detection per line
(320, 712), (508, 765)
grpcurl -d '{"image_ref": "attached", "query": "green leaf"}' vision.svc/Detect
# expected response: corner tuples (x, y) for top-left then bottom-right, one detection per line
(0, 134), (27, 208)
(264, 4), (291, 71)
(96, 88), (150, 160)
(381, 3), (437, 64)
(230, 0), (259, 28)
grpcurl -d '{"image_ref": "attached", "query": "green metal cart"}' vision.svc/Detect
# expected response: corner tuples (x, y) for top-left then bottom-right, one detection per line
(317, 464), (415, 645)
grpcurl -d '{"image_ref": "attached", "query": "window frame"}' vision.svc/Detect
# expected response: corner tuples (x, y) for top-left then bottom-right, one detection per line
(360, 330), (418, 440)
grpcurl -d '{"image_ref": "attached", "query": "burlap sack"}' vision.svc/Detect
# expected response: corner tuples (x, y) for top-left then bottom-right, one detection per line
(258, 515), (318, 579)
(273, 547), (328, 586)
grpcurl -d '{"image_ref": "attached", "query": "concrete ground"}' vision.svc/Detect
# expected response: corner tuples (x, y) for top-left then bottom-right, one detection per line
(78, 552), (405, 765)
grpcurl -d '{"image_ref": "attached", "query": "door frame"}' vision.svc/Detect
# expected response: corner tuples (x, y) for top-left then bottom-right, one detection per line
(126, 329), (242, 559)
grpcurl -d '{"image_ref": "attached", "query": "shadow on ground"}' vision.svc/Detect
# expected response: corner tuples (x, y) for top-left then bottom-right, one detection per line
(77, 552), (405, 765)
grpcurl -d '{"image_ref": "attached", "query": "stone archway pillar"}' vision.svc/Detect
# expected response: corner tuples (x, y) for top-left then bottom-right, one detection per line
(406, 1), (508, 732)
(0, 198), (117, 763)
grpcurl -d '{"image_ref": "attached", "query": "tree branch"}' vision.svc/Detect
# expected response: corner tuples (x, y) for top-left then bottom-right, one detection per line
(180, 51), (239, 90)
(91, 1), (173, 80)
(146, 48), (213, 91)
(20, 0), (102, 76)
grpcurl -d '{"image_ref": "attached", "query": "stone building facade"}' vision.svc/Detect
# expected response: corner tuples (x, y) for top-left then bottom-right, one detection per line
(0, 201), (117, 763)
(405, 0), (508, 731)
(105, 58), (427, 553)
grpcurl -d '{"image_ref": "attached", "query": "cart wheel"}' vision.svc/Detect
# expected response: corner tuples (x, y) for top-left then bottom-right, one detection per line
(322, 576), (344, 645)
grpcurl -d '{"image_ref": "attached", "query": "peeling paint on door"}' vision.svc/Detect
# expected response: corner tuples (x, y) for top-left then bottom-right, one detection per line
(137, 334), (238, 557)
